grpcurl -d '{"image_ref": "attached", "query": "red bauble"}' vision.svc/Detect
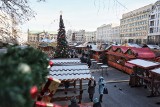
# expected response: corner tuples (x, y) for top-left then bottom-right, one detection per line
(49, 61), (54, 67)
(30, 86), (38, 99)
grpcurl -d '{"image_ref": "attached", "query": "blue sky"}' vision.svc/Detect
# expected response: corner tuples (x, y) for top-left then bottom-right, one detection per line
(21, 0), (158, 32)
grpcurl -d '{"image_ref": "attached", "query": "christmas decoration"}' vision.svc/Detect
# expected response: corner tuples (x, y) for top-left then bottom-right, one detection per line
(30, 86), (38, 99)
(35, 101), (61, 107)
(54, 15), (69, 58)
(39, 77), (61, 102)
(0, 46), (49, 107)
(49, 61), (54, 67)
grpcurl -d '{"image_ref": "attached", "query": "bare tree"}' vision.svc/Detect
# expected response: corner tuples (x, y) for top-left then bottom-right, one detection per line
(0, 0), (38, 44)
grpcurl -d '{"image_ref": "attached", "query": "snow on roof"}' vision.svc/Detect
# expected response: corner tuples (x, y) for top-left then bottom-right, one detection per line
(75, 44), (86, 48)
(127, 59), (160, 68)
(151, 67), (160, 74)
(147, 45), (160, 49)
(51, 58), (80, 64)
(90, 44), (98, 50)
(49, 65), (92, 81)
(122, 43), (141, 48)
(127, 43), (141, 48)
(40, 38), (56, 43)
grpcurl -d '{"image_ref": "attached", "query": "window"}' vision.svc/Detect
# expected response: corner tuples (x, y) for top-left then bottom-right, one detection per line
(151, 15), (155, 19)
(150, 21), (154, 26)
(150, 28), (154, 33)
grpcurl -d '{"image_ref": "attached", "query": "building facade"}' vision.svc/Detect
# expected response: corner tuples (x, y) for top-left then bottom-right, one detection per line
(28, 30), (57, 42)
(74, 30), (85, 43)
(85, 31), (96, 43)
(111, 26), (120, 44)
(120, 4), (153, 44)
(97, 23), (120, 43)
(148, 0), (160, 45)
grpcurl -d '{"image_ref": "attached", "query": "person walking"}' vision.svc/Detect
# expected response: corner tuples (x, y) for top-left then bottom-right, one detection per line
(98, 76), (105, 103)
(86, 56), (91, 68)
(88, 79), (96, 102)
(93, 98), (102, 107)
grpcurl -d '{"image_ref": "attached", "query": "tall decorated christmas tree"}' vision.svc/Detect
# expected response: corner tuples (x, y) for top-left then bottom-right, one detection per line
(54, 14), (69, 58)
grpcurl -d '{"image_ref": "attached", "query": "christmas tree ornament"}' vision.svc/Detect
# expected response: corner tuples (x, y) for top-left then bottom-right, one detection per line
(30, 86), (38, 99)
(49, 61), (54, 67)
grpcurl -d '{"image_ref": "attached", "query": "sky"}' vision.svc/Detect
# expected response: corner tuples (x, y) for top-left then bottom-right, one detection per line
(21, 0), (158, 32)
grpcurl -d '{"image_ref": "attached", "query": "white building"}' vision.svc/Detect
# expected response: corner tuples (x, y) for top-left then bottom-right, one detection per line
(148, 0), (160, 45)
(111, 26), (120, 44)
(97, 23), (120, 43)
(66, 30), (73, 42)
(85, 31), (96, 43)
(74, 30), (85, 43)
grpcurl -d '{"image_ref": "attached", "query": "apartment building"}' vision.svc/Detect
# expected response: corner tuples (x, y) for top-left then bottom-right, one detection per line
(120, 4), (153, 44)
(111, 26), (120, 44)
(28, 30), (57, 42)
(66, 30), (73, 42)
(74, 30), (85, 43)
(97, 23), (120, 43)
(148, 0), (160, 45)
(85, 31), (96, 43)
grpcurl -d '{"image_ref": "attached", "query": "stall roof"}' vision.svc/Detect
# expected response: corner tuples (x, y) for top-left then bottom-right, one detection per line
(131, 47), (156, 59)
(146, 44), (160, 49)
(75, 44), (86, 48)
(108, 46), (156, 59)
(122, 43), (141, 48)
(51, 58), (81, 64)
(151, 67), (160, 74)
(127, 59), (160, 68)
(49, 64), (92, 81)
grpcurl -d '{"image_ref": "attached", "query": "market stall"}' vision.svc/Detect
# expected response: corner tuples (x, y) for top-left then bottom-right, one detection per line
(48, 59), (93, 104)
(127, 59), (160, 96)
(91, 49), (104, 62)
(106, 46), (156, 74)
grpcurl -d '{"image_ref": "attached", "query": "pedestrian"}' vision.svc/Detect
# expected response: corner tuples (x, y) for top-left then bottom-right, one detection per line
(93, 98), (101, 107)
(98, 76), (105, 102)
(80, 53), (87, 63)
(68, 97), (80, 107)
(88, 79), (96, 102)
(87, 56), (91, 68)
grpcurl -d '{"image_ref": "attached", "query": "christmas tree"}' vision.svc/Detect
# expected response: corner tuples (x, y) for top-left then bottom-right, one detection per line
(54, 15), (69, 58)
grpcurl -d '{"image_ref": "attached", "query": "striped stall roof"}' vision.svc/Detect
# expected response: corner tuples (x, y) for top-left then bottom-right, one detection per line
(49, 60), (92, 81)
(51, 58), (81, 64)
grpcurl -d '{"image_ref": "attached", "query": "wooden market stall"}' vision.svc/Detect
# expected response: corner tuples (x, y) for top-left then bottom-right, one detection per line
(91, 49), (105, 62)
(75, 44), (87, 54)
(49, 59), (93, 105)
(150, 68), (160, 97)
(106, 46), (156, 74)
(127, 59), (160, 97)
(38, 44), (55, 58)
